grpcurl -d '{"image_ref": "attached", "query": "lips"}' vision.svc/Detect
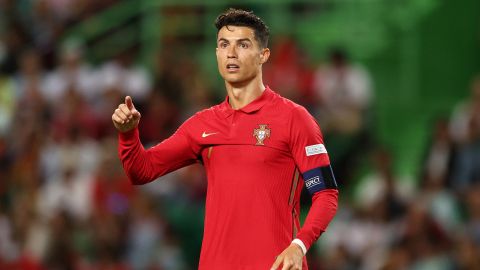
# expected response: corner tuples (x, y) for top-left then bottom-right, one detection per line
(226, 63), (240, 72)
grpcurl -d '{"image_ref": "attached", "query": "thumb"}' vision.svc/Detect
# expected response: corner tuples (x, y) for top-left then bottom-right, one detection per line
(125, 96), (134, 110)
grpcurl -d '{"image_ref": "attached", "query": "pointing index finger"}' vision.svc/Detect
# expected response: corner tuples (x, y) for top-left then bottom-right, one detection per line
(125, 96), (134, 110)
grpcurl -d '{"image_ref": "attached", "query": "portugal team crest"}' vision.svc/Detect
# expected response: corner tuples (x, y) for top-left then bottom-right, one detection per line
(253, 124), (271, 145)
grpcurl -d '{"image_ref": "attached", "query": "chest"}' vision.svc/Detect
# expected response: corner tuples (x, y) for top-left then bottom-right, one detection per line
(196, 110), (291, 152)
(193, 111), (293, 169)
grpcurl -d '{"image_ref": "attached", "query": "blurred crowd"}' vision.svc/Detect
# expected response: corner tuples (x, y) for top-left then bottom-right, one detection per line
(314, 75), (480, 270)
(1, 1), (480, 270)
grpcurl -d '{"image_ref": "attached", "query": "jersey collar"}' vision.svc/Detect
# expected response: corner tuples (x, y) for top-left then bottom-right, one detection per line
(220, 86), (274, 118)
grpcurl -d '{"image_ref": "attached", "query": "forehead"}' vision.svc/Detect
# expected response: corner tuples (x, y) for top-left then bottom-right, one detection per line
(217, 25), (256, 41)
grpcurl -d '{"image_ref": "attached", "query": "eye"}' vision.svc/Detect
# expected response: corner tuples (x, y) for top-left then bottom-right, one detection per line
(219, 42), (228, 48)
(239, 43), (249, 49)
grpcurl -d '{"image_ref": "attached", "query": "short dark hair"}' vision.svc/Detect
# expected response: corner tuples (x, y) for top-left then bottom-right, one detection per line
(214, 8), (269, 48)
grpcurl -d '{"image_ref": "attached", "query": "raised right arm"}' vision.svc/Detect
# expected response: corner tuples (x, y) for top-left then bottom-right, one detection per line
(113, 96), (198, 185)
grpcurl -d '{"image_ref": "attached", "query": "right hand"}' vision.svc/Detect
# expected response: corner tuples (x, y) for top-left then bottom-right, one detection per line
(112, 96), (141, 133)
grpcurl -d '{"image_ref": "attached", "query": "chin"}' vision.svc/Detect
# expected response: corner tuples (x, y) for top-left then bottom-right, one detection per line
(223, 74), (245, 83)
(225, 73), (257, 84)
(227, 79), (250, 87)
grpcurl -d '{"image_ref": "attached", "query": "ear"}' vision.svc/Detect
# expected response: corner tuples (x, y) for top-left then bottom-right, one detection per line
(259, 48), (270, 65)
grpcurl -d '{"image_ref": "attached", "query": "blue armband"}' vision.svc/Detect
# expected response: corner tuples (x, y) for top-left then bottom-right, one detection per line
(302, 165), (338, 195)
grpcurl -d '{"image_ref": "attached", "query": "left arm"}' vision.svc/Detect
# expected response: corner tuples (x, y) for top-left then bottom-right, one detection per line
(271, 184), (338, 270)
(271, 106), (339, 270)
(295, 188), (338, 252)
(271, 190), (338, 270)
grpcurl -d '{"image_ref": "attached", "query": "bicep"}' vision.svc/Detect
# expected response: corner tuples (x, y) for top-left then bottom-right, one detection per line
(289, 106), (338, 194)
(145, 130), (199, 178)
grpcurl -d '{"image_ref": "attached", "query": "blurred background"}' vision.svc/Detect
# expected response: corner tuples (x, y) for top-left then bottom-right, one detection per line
(0, 0), (479, 269)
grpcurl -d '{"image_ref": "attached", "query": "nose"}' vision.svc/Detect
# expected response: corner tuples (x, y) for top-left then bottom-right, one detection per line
(227, 45), (237, 59)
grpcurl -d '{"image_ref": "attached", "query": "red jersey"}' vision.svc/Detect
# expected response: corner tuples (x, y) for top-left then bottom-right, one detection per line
(118, 87), (338, 269)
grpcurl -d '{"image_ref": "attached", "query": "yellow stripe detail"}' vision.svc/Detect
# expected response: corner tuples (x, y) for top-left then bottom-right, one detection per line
(207, 146), (213, 159)
(288, 169), (300, 206)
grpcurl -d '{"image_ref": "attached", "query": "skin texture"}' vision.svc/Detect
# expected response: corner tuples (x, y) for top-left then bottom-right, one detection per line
(215, 25), (270, 109)
(111, 96), (140, 133)
(271, 243), (304, 270)
(112, 25), (305, 270)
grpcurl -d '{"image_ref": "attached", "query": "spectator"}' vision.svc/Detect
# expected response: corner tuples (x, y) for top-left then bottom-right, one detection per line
(450, 75), (480, 144)
(43, 39), (97, 104)
(421, 117), (457, 189)
(98, 50), (151, 104)
(314, 48), (372, 136)
(313, 48), (374, 185)
(354, 146), (412, 219)
(452, 120), (480, 192)
(264, 37), (316, 106)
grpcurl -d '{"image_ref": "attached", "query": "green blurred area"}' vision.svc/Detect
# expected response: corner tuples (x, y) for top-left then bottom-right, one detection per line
(368, 0), (480, 178)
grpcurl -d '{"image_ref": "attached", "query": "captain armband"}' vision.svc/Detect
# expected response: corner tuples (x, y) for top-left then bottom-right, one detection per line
(302, 165), (338, 195)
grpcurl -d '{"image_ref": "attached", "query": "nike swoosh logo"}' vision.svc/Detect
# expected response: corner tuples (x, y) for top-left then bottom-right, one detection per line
(202, 132), (218, 138)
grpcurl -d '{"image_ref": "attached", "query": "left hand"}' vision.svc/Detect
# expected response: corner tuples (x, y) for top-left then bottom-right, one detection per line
(270, 243), (304, 270)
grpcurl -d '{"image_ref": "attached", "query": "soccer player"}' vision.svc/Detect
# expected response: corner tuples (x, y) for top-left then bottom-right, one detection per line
(112, 8), (338, 270)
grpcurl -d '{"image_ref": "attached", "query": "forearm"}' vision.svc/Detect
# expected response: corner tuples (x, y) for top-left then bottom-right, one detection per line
(295, 189), (338, 252)
(118, 128), (160, 184)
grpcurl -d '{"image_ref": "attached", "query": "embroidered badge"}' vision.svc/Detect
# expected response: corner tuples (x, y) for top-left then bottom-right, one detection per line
(253, 124), (271, 145)
(305, 144), (327, 156)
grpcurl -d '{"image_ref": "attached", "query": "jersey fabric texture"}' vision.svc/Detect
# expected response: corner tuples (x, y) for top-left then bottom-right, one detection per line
(118, 86), (338, 270)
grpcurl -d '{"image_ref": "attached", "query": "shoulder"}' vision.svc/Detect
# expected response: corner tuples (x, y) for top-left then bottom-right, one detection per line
(268, 91), (319, 135)
(178, 103), (223, 131)
(270, 90), (311, 119)
(190, 103), (224, 120)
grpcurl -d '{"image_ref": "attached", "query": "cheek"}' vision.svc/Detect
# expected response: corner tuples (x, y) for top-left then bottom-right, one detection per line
(246, 54), (261, 69)
(249, 52), (261, 65)
(216, 50), (225, 59)
(216, 53), (225, 68)
(239, 51), (253, 62)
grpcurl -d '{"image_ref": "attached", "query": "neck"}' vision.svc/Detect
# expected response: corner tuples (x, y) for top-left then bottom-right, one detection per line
(226, 76), (265, 110)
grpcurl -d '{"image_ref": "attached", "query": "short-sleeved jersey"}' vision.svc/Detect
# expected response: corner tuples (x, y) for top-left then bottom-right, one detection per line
(119, 87), (338, 270)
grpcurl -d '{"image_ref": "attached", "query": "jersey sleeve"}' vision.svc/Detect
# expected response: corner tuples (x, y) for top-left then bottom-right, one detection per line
(118, 117), (201, 185)
(289, 106), (331, 177)
(288, 105), (339, 252)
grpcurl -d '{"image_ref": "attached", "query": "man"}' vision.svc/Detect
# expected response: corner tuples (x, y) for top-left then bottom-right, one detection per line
(112, 8), (338, 270)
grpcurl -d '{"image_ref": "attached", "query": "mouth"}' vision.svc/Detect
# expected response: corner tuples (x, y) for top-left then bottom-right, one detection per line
(226, 64), (240, 72)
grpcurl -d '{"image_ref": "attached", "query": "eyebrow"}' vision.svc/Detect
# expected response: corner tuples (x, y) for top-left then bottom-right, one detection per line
(217, 38), (253, 44)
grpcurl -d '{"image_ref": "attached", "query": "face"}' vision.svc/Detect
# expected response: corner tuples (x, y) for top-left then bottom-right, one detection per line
(216, 26), (269, 86)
